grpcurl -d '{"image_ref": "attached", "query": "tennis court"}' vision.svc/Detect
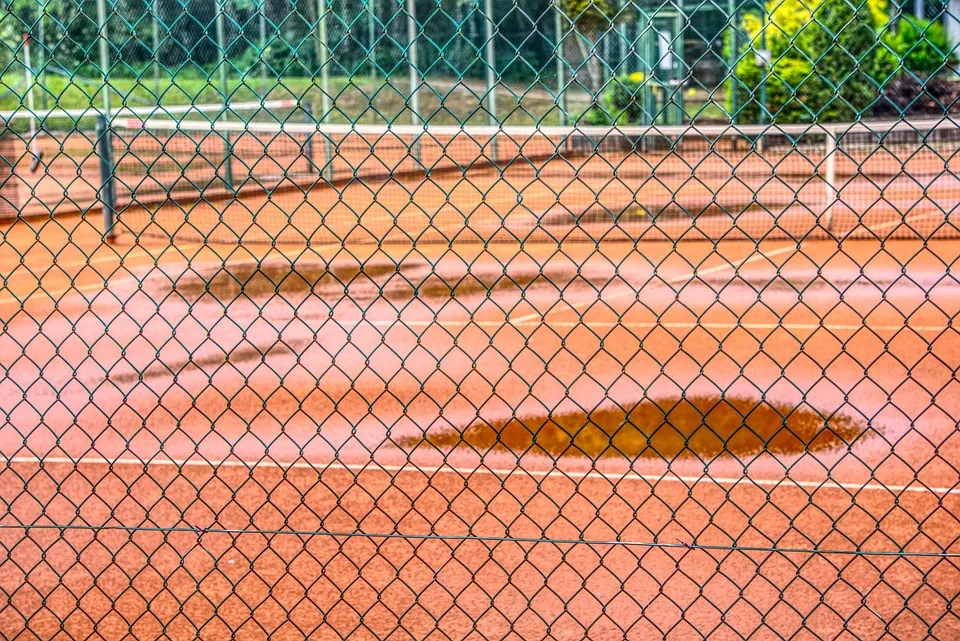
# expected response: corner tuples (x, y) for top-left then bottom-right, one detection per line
(3, 203), (960, 637)
(3, 0), (960, 637)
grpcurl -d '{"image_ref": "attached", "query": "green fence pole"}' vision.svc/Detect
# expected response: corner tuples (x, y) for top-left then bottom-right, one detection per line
(613, 17), (630, 76)
(759, 5), (768, 131)
(259, 0), (268, 96)
(316, 0), (334, 180)
(37, 0), (47, 110)
(303, 100), (317, 175)
(368, 0), (377, 83)
(406, 0), (420, 125)
(823, 128), (837, 232)
(152, 0), (161, 95)
(317, 0), (331, 122)
(483, 0), (497, 161)
(726, 0), (738, 125)
(406, 0), (421, 163)
(96, 115), (116, 242)
(215, 0), (234, 191)
(96, 0), (112, 116)
(22, 34), (41, 171)
(554, 2), (566, 126)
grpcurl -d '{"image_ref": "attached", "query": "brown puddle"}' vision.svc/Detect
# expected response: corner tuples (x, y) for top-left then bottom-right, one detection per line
(407, 271), (570, 299)
(168, 261), (402, 302)
(398, 396), (870, 460)
(109, 341), (297, 384)
(167, 260), (578, 302)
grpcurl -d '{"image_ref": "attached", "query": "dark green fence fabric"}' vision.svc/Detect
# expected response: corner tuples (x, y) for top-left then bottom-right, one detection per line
(1, 0), (960, 638)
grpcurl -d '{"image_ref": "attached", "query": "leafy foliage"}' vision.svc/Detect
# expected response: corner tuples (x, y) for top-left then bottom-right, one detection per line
(559, 0), (612, 28)
(583, 71), (647, 124)
(731, 0), (960, 122)
(730, 0), (893, 123)
(872, 72), (960, 115)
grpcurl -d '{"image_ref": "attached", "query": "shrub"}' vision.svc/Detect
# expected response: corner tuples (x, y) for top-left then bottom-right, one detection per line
(878, 16), (954, 76)
(584, 105), (615, 125)
(604, 72), (647, 123)
(729, 0), (894, 123)
(872, 72), (960, 116)
(582, 72), (647, 125)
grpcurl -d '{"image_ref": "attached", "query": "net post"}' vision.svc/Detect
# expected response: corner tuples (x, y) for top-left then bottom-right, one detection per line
(823, 129), (837, 232)
(303, 100), (315, 173)
(0, 120), (21, 220)
(302, 100), (330, 181)
(96, 115), (117, 242)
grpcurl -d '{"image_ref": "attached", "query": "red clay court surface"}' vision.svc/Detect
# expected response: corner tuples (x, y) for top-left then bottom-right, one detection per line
(2, 206), (960, 640)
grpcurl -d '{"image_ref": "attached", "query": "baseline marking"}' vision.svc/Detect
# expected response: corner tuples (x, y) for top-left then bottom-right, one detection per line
(4, 455), (958, 497)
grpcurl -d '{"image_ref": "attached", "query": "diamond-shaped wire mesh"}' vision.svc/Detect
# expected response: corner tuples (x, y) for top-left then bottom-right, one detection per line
(1, 0), (960, 638)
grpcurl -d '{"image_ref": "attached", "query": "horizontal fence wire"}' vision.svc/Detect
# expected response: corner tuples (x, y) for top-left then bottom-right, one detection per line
(2, 523), (960, 558)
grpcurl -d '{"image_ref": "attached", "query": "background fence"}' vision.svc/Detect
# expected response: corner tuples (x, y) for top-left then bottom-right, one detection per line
(2, 0), (960, 638)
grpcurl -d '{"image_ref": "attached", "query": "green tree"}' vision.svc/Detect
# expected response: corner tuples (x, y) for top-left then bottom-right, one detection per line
(559, 0), (612, 95)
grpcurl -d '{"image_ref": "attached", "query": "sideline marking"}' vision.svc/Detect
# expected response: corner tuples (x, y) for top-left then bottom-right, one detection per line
(508, 244), (799, 324)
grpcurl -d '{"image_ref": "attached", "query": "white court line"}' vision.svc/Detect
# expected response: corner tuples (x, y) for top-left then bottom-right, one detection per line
(866, 211), (952, 233)
(3, 455), (958, 497)
(0, 243), (206, 278)
(509, 244), (799, 324)
(326, 318), (950, 333)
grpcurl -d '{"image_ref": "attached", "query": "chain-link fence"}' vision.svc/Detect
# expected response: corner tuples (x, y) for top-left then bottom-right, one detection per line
(2, 0), (960, 638)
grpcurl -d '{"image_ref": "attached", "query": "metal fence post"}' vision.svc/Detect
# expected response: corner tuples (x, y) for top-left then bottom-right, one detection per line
(554, 3), (566, 126)
(152, 0), (161, 94)
(823, 128), (838, 233)
(726, 0), (737, 126)
(483, 0), (498, 163)
(406, 0), (421, 163)
(96, 0), (112, 116)
(367, 0), (377, 83)
(259, 0), (268, 95)
(21, 34), (40, 170)
(303, 100), (320, 178)
(96, 116), (117, 242)
(316, 0), (334, 181)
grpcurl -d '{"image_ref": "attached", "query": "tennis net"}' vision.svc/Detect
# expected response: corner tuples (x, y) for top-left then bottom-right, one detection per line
(0, 121), (19, 218)
(0, 101), (303, 221)
(102, 117), (960, 245)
